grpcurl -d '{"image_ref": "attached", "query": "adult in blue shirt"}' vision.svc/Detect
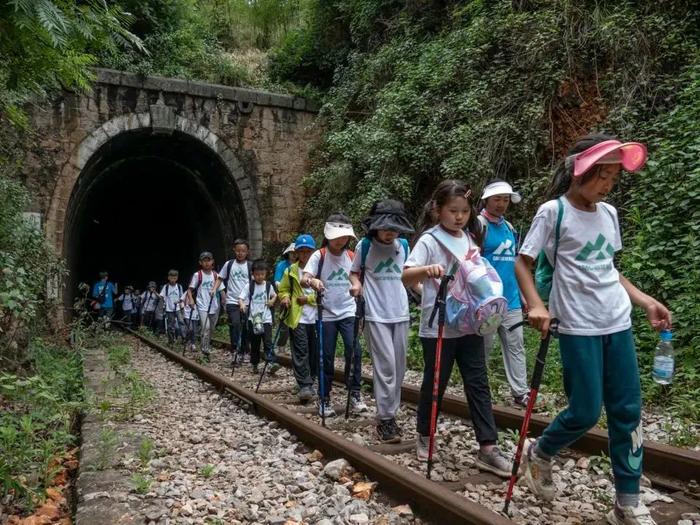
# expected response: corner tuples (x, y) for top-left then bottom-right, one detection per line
(92, 271), (117, 323)
(478, 180), (530, 408)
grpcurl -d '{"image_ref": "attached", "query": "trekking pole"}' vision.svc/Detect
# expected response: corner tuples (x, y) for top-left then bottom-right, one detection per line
(502, 318), (559, 515)
(345, 295), (365, 420)
(427, 274), (453, 480)
(317, 291), (326, 427)
(255, 309), (287, 393)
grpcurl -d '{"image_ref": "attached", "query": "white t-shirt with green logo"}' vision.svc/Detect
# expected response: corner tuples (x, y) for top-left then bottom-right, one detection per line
(304, 249), (356, 322)
(519, 197), (631, 336)
(297, 267), (318, 324)
(219, 259), (250, 305)
(350, 238), (410, 323)
(238, 282), (275, 324)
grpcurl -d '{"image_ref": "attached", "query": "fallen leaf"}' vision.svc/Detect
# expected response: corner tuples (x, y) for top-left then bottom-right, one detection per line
(46, 487), (62, 501)
(36, 503), (60, 519)
(352, 481), (377, 494)
(64, 460), (79, 471)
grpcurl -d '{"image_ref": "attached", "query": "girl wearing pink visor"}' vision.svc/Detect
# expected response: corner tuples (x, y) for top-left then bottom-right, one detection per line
(515, 133), (671, 525)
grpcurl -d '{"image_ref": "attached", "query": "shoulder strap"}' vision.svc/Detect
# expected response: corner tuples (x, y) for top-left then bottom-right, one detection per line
(552, 197), (564, 266)
(266, 281), (272, 297)
(477, 215), (489, 238)
(347, 249), (354, 261)
(360, 238), (371, 269)
(247, 261), (253, 281)
(316, 248), (326, 279)
(224, 260), (234, 288)
(399, 238), (409, 262)
(249, 278), (255, 303)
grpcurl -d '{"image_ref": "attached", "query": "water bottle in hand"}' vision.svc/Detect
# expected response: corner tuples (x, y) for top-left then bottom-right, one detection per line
(652, 330), (674, 385)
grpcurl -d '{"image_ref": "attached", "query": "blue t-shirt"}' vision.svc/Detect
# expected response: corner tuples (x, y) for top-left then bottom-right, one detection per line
(481, 219), (521, 310)
(273, 259), (291, 284)
(92, 281), (115, 309)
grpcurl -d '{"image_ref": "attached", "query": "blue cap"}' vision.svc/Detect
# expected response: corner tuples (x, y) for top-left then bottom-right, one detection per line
(294, 234), (316, 250)
(660, 329), (673, 342)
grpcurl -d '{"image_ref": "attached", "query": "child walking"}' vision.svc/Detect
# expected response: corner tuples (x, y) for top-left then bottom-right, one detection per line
(182, 289), (199, 353)
(140, 282), (159, 330)
(477, 179), (530, 407)
(132, 289), (142, 327)
(216, 239), (253, 361)
(304, 214), (367, 418)
(402, 179), (510, 476)
(187, 251), (224, 361)
(349, 200), (414, 443)
(515, 134), (671, 525)
(238, 259), (277, 374)
(160, 270), (184, 344)
(273, 243), (297, 357)
(278, 234), (318, 403)
(116, 285), (136, 327)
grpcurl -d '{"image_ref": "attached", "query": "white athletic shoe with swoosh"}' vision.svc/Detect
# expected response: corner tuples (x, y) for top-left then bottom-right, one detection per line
(606, 501), (657, 525)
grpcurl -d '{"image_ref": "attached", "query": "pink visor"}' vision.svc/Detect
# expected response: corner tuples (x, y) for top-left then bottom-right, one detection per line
(570, 140), (647, 178)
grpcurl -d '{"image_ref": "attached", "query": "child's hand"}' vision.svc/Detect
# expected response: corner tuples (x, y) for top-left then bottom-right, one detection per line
(296, 296), (308, 305)
(240, 305), (247, 314)
(527, 304), (551, 338)
(280, 297), (291, 308)
(424, 264), (445, 279)
(267, 299), (276, 308)
(349, 283), (362, 297)
(645, 299), (672, 331)
(309, 277), (325, 292)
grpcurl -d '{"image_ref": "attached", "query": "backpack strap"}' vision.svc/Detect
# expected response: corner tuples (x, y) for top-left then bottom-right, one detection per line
(316, 247), (326, 279)
(359, 238), (371, 284)
(399, 238), (409, 262)
(552, 197), (564, 267)
(249, 278), (255, 306)
(224, 260), (234, 289)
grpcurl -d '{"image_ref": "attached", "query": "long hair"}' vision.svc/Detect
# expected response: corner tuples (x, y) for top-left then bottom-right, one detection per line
(416, 179), (483, 248)
(546, 133), (616, 199)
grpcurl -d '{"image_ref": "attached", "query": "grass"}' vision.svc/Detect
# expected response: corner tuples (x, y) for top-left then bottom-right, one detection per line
(138, 437), (155, 467)
(199, 464), (215, 478)
(131, 473), (152, 494)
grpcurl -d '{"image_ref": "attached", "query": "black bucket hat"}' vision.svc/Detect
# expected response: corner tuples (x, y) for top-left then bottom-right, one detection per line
(362, 199), (415, 234)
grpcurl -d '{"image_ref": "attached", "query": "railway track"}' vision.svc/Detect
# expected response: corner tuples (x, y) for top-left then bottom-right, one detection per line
(128, 330), (700, 524)
(208, 337), (700, 489)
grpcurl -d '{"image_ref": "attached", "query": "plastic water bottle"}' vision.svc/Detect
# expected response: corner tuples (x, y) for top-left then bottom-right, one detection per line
(652, 330), (674, 385)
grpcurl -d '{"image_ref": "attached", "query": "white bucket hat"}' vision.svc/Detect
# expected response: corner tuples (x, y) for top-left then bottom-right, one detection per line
(480, 181), (522, 204)
(323, 221), (357, 240)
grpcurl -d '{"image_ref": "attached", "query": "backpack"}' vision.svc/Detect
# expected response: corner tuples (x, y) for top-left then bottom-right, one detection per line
(428, 230), (507, 336)
(162, 284), (183, 309)
(534, 198), (564, 301)
(192, 270), (219, 300)
(358, 237), (409, 284)
(248, 280), (272, 334)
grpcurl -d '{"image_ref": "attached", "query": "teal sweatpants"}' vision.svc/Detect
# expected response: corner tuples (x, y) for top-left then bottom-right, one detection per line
(538, 328), (642, 494)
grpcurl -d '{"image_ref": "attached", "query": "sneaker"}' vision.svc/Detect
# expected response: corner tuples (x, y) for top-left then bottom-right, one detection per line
(377, 420), (400, 444)
(268, 363), (281, 375)
(606, 501), (656, 525)
(475, 446), (511, 478)
(512, 393), (530, 409)
(350, 392), (369, 413)
(201, 352), (210, 363)
(252, 365), (259, 374)
(299, 386), (313, 403)
(318, 399), (336, 418)
(388, 418), (403, 437)
(416, 434), (429, 461)
(521, 439), (556, 501)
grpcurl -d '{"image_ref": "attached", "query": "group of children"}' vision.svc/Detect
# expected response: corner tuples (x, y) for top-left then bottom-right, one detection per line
(89, 133), (671, 525)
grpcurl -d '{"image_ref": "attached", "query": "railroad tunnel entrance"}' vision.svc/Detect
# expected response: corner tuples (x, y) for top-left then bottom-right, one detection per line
(65, 129), (248, 303)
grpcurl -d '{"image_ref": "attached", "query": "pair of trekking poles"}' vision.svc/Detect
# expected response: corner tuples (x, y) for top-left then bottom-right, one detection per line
(428, 275), (558, 514)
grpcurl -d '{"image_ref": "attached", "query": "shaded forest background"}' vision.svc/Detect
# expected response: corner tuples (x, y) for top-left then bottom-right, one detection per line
(1, 0), (699, 410)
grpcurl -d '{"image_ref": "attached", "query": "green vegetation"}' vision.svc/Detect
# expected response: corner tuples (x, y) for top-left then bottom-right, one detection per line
(130, 472), (152, 494)
(199, 463), (215, 478)
(0, 339), (84, 510)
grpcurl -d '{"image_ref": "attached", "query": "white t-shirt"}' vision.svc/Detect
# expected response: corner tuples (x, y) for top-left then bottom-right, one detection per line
(304, 248), (356, 322)
(297, 267), (317, 324)
(188, 271), (224, 312)
(118, 293), (134, 311)
(519, 197), (631, 336)
(219, 259), (250, 305)
(404, 226), (477, 338)
(350, 238), (410, 323)
(239, 282), (276, 324)
(140, 291), (159, 312)
(159, 284), (183, 312)
(181, 291), (199, 321)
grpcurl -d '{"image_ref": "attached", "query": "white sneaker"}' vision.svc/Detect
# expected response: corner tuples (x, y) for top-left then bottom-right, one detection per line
(318, 399), (336, 418)
(606, 501), (656, 525)
(416, 434), (429, 461)
(521, 439), (556, 501)
(475, 446), (511, 478)
(350, 392), (368, 413)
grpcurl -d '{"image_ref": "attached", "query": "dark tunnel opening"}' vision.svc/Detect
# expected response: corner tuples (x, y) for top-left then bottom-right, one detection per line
(65, 129), (248, 304)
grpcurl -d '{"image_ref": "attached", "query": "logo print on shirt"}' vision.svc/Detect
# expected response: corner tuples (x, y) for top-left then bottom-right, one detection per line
(253, 291), (266, 301)
(327, 268), (349, 281)
(231, 270), (247, 280)
(373, 258), (401, 274)
(493, 239), (515, 256)
(575, 234), (615, 261)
